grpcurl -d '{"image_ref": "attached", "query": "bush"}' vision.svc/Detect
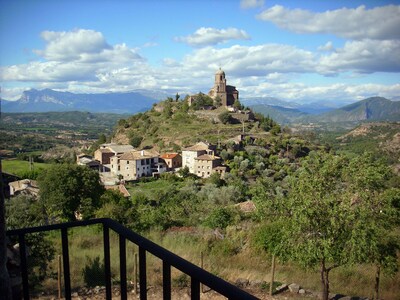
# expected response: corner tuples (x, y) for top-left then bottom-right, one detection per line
(82, 256), (105, 287)
(130, 135), (143, 148)
(218, 111), (233, 124)
(204, 207), (234, 229)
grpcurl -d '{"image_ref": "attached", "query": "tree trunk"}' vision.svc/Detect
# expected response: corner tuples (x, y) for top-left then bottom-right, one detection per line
(269, 255), (276, 296)
(374, 264), (381, 300)
(320, 259), (329, 300)
(0, 159), (12, 299)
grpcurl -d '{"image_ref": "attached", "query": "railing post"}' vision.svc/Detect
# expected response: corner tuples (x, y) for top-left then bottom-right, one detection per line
(119, 235), (127, 300)
(162, 261), (171, 300)
(139, 246), (147, 300)
(61, 228), (71, 300)
(18, 233), (29, 300)
(103, 224), (112, 299)
(191, 277), (200, 300)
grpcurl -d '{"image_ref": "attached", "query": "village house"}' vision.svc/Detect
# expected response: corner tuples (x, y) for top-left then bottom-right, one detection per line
(182, 142), (216, 174)
(110, 149), (165, 180)
(76, 154), (100, 170)
(160, 153), (182, 171)
(94, 143), (134, 164)
(194, 154), (222, 178)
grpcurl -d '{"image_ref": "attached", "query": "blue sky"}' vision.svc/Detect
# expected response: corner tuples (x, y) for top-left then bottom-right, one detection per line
(1, 0), (399, 104)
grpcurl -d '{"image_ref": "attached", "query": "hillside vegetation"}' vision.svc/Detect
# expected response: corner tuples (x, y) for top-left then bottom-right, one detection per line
(112, 98), (279, 151)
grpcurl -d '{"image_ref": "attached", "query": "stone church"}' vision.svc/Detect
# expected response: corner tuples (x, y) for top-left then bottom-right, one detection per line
(188, 68), (239, 107)
(208, 68), (239, 106)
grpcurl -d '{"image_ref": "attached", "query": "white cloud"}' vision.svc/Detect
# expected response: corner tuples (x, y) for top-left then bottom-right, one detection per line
(257, 5), (400, 40)
(34, 29), (112, 61)
(180, 44), (316, 76)
(240, 0), (264, 9)
(1, 29), (144, 83)
(175, 27), (250, 47)
(240, 81), (400, 103)
(318, 41), (334, 52)
(318, 39), (400, 74)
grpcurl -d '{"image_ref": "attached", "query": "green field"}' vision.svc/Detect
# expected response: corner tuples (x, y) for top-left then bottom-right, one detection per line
(2, 159), (52, 176)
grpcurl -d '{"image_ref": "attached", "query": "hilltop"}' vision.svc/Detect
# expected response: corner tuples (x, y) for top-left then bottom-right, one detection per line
(112, 98), (278, 152)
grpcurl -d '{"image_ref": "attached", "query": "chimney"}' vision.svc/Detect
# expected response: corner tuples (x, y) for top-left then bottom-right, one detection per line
(141, 150), (144, 156)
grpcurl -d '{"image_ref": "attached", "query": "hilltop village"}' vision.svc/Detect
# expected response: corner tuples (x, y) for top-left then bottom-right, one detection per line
(75, 69), (250, 188)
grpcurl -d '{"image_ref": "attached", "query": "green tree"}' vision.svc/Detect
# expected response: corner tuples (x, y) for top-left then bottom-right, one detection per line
(130, 135), (143, 148)
(204, 207), (234, 229)
(218, 111), (233, 124)
(38, 164), (104, 222)
(5, 195), (55, 287)
(233, 99), (243, 110)
(343, 155), (399, 299)
(257, 152), (397, 300)
(214, 95), (222, 107)
(98, 133), (107, 144)
(191, 93), (214, 110)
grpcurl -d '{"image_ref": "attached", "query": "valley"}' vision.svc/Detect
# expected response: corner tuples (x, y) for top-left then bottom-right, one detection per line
(2, 95), (400, 300)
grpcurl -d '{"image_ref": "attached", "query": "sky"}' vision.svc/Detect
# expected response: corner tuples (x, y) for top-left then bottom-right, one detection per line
(0, 0), (399, 104)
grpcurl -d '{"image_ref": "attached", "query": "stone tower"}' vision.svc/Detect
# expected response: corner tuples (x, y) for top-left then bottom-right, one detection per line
(208, 68), (239, 107)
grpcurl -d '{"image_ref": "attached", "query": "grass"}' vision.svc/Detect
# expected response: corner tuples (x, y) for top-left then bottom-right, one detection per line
(2, 159), (52, 175)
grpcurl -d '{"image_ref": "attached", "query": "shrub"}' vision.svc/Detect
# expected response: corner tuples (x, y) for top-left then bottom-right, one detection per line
(82, 256), (105, 287)
(218, 111), (233, 124)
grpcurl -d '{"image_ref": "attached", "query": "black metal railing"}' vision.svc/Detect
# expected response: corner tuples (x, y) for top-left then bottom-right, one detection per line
(6, 218), (259, 300)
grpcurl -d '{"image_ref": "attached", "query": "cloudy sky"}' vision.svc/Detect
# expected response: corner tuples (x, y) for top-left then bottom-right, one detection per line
(1, 0), (399, 104)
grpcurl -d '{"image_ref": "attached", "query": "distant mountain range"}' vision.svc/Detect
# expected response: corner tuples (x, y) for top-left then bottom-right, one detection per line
(248, 97), (400, 124)
(2, 89), (399, 124)
(1, 89), (164, 113)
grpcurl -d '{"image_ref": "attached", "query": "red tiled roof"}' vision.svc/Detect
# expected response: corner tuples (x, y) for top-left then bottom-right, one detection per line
(161, 153), (179, 159)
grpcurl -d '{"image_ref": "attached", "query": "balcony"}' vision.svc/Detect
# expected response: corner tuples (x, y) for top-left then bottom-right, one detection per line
(6, 218), (258, 300)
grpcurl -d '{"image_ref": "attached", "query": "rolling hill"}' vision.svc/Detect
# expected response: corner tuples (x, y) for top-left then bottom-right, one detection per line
(250, 97), (400, 125)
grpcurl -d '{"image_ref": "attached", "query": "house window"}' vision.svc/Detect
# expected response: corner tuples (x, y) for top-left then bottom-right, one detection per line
(127, 161), (129, 164)
(118, 166), (120, 171)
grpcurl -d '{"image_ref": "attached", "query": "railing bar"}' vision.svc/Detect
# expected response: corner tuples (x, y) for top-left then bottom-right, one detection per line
(190, 277), (200, 300)
(103, 225), (112, 300)
(61, 228), (71, 300)
(119, 235), (127, 300)
(139, 246), (147, 300)
(18, 233), (29, 300)
(162, 261), (171, 300)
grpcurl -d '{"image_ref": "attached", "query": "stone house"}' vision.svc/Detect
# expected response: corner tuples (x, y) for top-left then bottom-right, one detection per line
(194, 154), (221, 178)
(160, 153), (182, 170)
(94, 143), (134, 164)
(110, 149), (164, 180)
(182, 142), (216, 174)
(76, 154), (100, 170)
